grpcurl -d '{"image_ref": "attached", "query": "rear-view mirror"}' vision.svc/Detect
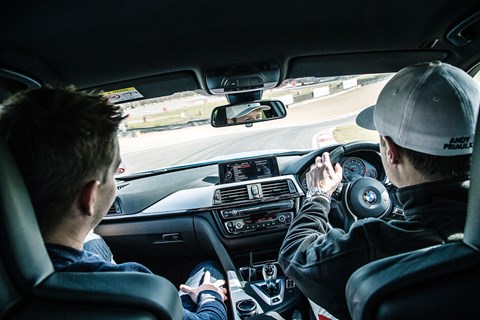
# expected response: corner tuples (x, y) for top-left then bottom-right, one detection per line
(210, 100), (287, 127)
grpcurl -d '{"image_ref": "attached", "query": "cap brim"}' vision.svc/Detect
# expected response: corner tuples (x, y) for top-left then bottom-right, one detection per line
(355, 105), (376, 130)
(234, 106), (271, 118)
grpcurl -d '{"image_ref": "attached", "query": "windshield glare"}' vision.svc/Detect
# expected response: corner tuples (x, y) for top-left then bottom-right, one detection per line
(117, 74), (391, 176)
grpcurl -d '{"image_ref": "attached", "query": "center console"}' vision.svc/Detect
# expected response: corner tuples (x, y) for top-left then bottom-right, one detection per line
(229, 261), (302, 319)
(211, 156), (305, 318)
(212, 159), (302, 238)
(218, 200), (295, 236)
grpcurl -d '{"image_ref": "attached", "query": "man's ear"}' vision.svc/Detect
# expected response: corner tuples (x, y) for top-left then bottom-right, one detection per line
(79, 180), (101, 216)
(383, 136), (401, 165)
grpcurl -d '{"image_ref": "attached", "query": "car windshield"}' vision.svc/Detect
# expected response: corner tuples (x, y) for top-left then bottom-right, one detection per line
(116, 74), (392, 176)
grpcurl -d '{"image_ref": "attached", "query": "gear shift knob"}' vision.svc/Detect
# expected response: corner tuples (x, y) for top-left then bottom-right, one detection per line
(262, 263), (277, 292)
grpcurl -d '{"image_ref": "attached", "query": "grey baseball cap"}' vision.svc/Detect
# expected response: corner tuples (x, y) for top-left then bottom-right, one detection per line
(227, 103), (271, 119)
(356, 61), (480, 156)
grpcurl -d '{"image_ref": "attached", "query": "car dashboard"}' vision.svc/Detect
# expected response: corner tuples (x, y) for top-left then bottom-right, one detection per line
(96, 143), (387, 319)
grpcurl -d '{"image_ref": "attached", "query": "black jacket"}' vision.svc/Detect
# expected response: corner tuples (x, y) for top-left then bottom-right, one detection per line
(278, 178), (468, 319)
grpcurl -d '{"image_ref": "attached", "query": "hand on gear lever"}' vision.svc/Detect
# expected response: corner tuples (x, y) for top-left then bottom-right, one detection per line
(262, 263), (277, 293)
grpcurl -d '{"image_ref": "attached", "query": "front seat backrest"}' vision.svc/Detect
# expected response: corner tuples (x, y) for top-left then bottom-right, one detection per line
(345, 98), (480, 319)
(0, 140), (183, 320)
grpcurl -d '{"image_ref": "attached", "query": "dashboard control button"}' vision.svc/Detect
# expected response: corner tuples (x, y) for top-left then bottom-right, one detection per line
(286, 278), (295, 289)
(234, 220), (245, 230)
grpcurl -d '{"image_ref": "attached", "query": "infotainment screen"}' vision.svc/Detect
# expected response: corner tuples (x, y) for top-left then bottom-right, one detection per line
(218, 156), (280, 184)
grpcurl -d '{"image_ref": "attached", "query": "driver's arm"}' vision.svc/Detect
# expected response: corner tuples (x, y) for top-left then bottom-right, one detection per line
(277, 153), (371, 319)
(277, 198), (371, 320)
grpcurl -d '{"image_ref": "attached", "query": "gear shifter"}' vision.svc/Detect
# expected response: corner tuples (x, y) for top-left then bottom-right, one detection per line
(262, 263), (277, 293)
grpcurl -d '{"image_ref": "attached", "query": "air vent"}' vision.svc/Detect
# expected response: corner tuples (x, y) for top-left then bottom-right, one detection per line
(116, 183), (129, 191)
(107, 198), (123, 215)
(261, 180), (291, 197)
(217, 186), (250, 204)
(214, 179), (298, 205)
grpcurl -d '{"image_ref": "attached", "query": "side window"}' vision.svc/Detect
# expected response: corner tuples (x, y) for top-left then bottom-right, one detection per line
(475, 72), (480, 82)
(472, 63), (480, 83)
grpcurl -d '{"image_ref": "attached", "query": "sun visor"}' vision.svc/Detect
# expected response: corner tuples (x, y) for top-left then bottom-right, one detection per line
(82, 71), (200, 103)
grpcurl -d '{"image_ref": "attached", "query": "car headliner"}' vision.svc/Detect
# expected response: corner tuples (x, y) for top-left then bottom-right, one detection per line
(1, 0), (480, 99)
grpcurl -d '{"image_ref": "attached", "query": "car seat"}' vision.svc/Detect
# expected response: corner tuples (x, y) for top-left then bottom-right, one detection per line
(0, 140), (183, 320)
(345, 114), (480, 318)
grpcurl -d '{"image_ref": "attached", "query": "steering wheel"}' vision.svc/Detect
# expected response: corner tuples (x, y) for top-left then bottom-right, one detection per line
(327, 141), (393, 231)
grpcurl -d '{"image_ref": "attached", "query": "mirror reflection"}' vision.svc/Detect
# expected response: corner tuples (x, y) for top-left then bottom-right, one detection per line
(211, 100), (286, 127)
(227, 103), (271, 124)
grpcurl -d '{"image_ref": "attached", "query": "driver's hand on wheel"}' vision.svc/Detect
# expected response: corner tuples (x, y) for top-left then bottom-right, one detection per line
(306, 152), (343, 195)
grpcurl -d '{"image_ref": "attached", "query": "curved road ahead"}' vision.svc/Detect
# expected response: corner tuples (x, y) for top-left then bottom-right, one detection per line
(118, 81), (385, 174)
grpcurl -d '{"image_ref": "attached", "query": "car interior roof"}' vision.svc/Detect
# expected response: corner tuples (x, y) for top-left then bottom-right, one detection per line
(1, 0), (480, 100)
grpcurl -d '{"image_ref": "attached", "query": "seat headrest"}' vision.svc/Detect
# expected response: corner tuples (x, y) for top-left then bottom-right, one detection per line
(464, 104), (480, 250)
(0, 140), (53, 292)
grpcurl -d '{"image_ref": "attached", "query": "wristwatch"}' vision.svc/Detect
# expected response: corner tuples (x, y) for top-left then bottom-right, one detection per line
(306, 187), (331, 203)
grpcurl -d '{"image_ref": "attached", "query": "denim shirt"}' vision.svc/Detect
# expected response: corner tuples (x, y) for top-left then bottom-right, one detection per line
(46, 243), (227, 320)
